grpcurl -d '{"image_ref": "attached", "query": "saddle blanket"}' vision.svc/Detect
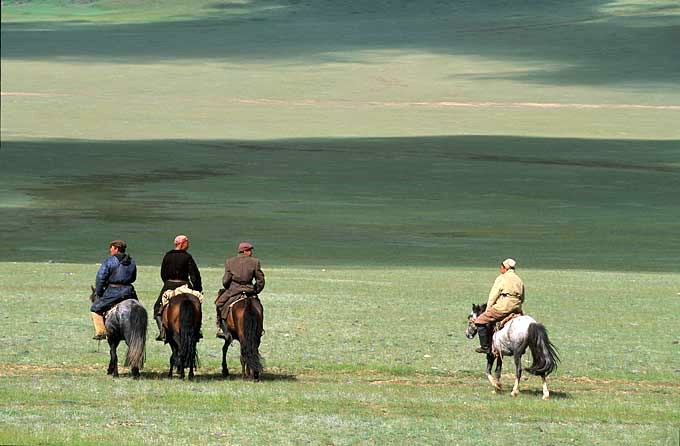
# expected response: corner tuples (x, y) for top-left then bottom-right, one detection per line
(161, 285), (204, 307)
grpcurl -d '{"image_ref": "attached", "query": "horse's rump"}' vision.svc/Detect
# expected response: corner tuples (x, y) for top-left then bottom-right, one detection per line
(224, 296), (263, 379)
(164, 293), (201, 376)
(163, 293), (201, 328)
(123, 301), (147, 369)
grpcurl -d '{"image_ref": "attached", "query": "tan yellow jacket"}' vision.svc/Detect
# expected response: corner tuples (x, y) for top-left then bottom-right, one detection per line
(486, 269), (525, 314)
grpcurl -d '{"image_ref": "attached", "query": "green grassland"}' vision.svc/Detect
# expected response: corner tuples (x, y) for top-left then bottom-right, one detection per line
(1, 0), (680, 445)
(1, 263), (679, 445)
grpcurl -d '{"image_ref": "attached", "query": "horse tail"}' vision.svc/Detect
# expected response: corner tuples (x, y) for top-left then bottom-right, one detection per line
(241, 299), (263, 375)
(525, 323), (560, 376)
(178, 299), (199, 370)
(124, 302), (147, 370)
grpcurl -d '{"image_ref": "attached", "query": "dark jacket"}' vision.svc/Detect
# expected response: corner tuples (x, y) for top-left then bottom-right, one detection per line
(160, 249), (202, 292)
(91, 253), (137, 313)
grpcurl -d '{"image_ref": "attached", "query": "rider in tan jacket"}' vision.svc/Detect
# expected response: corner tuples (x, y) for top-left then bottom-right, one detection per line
(474, 258), (525, 353)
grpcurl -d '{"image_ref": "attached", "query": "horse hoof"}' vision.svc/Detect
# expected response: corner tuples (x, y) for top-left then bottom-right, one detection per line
(511, 391), (519, 397)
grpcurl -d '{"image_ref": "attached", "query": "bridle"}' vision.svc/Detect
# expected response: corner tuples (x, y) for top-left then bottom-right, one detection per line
(465, 312), (480, 339)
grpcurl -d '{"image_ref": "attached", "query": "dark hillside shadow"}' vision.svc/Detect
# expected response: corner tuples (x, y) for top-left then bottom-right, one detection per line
(1, 135), (678, 272)
(2, 0), (679, 86)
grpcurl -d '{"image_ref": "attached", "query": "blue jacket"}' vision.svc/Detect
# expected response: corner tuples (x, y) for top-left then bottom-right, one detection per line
(91, 253), (137, 313)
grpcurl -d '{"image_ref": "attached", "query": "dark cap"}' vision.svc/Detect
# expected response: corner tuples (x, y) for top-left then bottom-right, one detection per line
(238, 242), (254, 253)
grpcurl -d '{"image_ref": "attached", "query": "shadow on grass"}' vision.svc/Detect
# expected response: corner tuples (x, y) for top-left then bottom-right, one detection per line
(517, 389), (571, 400)
(2, 0), (679, 86)
(137, 370), (298, 382)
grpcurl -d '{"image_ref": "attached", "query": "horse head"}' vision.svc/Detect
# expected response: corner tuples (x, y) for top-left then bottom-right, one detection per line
(465, 303), (487, 339)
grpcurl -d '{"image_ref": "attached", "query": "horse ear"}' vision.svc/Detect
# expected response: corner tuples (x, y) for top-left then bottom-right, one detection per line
(91, 285), (95, 292)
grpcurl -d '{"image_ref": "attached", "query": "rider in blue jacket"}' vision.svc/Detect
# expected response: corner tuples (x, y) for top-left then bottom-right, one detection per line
(90, 240), (138, 339)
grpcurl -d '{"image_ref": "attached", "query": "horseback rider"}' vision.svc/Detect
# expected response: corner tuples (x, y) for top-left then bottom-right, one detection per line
(153, 234), (203, 341)
(474, 258), (525, 354)
(90, 240), (138, 340)
(215, 241), (265, 339)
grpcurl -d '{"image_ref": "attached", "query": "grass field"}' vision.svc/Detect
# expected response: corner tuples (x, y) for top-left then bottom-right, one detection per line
(1, 1), (680, 445)
(1, 263), (679, 445)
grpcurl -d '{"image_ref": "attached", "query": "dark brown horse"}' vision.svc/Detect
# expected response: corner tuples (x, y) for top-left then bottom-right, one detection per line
(162, 293), (201, 379)
(219, 295), (264, 380)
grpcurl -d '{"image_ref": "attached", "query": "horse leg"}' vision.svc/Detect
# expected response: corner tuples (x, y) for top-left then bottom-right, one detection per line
(495, 356), (503, 391)
(541, 376), (550, 400)
(511, 354), (523, 397)
(485, 353), (501, 392)
(221, 339), (230, 377)
(108, 341), (118, 377)
(240, 353), (247, 379)
(168, 343), (176, 378)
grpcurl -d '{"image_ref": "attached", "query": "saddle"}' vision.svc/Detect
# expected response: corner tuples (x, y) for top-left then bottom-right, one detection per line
(161, 285), (204, 309)
(496, 312), (522, 330)
(219, 292), (259, 321)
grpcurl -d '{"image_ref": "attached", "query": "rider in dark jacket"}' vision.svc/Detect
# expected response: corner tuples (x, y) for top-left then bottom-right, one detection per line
(90, 240), (137, 340)
(153, 234), (203, 341)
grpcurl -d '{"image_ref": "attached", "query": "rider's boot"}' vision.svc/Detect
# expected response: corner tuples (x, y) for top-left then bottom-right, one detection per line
(155, 315), (165, 341)
(215, 307), (226, 339)
(91, 312), (107, 340)
(475, 323), (492, 354)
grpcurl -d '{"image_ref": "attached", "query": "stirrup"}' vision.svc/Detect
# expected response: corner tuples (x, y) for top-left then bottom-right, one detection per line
(216, 329), (226, 339)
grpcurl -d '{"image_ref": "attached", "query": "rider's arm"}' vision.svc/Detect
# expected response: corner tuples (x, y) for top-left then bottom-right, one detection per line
(189, 256), (202, 292)
(254, 261), (265, 294)
(222, 260), (233, 289)
(486, 275), (503, 309)
(95, 257), (113, 297)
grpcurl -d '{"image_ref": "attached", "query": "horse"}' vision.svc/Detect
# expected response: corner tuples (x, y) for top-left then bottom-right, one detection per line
(162, 293), (201, 379)
(89, 287), (147, 378)
(465, 303), (560, 399)
(218, 293), (264, 380)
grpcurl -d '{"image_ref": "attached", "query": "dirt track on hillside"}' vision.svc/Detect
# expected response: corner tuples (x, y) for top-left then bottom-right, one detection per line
(3, 91), (678, 110)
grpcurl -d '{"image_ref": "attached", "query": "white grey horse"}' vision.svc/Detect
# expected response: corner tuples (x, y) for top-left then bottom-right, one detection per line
(466, 303), (559, 399)
(90, 287), (147, 378)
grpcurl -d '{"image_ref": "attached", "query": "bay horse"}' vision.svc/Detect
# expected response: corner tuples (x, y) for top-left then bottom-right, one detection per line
(465, 303), (559, 399)
(89, 287), (147, 378)
(163, 293), (201, 379)
(218, 293), (264, 380)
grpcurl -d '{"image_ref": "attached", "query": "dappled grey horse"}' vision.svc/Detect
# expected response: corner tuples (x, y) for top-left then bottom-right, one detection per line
(466, 303), (559, 399)
(90, 287), (147, 378)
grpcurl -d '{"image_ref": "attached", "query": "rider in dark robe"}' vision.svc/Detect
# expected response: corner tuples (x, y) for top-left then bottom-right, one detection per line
(153, 234), (203, 341)
(215, 242), (265, 338)
(90, 240), (138, 340)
